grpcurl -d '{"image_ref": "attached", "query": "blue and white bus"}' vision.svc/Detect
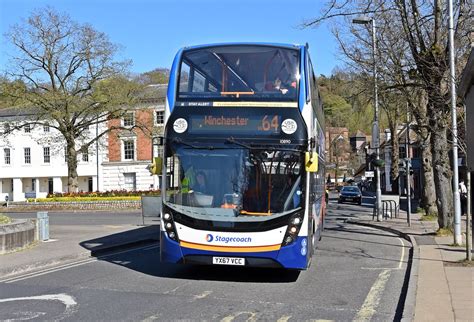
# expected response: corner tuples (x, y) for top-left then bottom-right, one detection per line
(159, 43), (326, 270)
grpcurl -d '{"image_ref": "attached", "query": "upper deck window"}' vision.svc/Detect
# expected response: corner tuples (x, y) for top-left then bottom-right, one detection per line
(178, 45), (299, 102)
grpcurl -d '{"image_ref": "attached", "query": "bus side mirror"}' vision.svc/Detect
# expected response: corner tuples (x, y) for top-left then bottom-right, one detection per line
(147, 157), (163, 175)
(305, 152), (318, 173)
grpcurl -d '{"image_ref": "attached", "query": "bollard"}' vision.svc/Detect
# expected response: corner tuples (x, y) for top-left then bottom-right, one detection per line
(37, 211), (49, 241)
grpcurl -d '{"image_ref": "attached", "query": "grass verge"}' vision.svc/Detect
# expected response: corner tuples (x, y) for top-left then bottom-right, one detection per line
(436, 228), (453, 237)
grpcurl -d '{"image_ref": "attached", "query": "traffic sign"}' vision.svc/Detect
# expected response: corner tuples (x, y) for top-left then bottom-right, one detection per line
(365, 171), (375, 178)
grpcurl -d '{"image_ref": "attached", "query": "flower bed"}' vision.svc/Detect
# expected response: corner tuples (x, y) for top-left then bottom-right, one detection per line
(31, 196), (141, 202)
(47, 190), (161, 198)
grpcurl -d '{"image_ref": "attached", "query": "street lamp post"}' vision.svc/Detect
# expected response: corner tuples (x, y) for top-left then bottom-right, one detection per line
(448, 0), (462, 245)
(353, 16), (382, 221)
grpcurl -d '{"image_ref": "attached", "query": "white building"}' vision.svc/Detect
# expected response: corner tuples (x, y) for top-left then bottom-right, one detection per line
(0, 85), (167, 202)
(0, 107), (106, 202)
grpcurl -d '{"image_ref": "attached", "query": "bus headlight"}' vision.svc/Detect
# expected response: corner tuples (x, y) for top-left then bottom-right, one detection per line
(281, 213), (303, 247)
(162, 209), (179, 242)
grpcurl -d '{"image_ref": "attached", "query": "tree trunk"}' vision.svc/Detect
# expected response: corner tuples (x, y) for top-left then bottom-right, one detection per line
(66, 139), (79, 193)
(410, 92), (438, 217)
(390, 121), (400, 194)
(430, 118), (453, 230)
(420, 136), (438, 216)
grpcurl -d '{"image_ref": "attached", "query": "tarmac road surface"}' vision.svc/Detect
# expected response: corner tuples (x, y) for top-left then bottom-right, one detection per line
(0, 205), (410, 321)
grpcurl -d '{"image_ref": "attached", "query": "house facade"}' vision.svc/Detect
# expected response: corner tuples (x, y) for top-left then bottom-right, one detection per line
(102, 100), (165, 191)
(0, 108), (106, 202)
(0, 84), (167, 201)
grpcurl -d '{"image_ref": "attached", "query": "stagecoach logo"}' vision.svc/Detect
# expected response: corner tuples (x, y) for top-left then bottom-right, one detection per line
(281, 119), (297, 134)
(205, 234), (252, 243)
(173, 118), (188, 133)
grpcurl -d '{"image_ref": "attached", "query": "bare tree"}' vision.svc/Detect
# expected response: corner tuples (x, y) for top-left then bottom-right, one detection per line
(302, 0), (472, 229)
(3, 7), (145, 192)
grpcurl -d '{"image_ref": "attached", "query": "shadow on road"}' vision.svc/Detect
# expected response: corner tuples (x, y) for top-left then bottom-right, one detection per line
(80, 225), (300, 283)
(79, 225), (160, 256)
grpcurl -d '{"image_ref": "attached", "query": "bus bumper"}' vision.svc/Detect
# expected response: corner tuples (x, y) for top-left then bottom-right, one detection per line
(161, 232), (309, 270)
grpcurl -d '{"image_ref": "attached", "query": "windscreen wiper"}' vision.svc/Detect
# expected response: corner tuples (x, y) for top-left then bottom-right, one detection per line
(171, 138), (216, 150)
(225, 137), (252, 149)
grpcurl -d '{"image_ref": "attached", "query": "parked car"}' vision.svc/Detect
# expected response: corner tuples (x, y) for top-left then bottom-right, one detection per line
(338, 186), (362, 205)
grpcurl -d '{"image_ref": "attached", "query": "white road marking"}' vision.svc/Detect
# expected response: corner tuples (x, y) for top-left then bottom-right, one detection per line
(193, 290), (212, 300)
(397, 237), (405, 269)
(0, 293), (77, 306)
(277, 316), (292, 322)
(0, 244), (156, 283)
(0, 293), (77, 314)
(354, 269), (391, 321)
(221, 311), (258, 322)
(1, 258), (97, 283)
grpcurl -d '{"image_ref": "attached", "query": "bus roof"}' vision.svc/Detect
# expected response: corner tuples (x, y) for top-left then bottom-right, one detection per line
(180, 42), (305, 52)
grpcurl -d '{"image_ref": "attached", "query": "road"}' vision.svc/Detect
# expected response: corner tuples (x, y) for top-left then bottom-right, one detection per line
(0, 201), (410, 321)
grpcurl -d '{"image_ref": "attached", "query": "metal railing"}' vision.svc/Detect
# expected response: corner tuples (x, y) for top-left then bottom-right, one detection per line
(373, 199), (399, 220)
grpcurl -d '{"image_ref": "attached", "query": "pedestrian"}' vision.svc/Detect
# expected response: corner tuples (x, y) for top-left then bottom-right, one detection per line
(459, 179), (467, 216)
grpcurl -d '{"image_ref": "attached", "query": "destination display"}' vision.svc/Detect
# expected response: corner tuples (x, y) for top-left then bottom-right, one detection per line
(176, 101), (298, 108)
(189, 114), (281, 135)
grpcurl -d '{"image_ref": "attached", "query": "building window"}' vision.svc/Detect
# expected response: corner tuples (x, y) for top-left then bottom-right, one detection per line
(44, 123), (50, 132)
(24, 124), (31, 133)
(123, 112), (134, 127)
(82, 147), (89, 162)
(155, 111), (164, 125)
(43, 147), (51, 163)
(24, 147), (31, 164)
(124, 140), (135, 160)
(64, 147), (68, 163)
(4, 148), (10, 165)
(123, 172), (136, 191)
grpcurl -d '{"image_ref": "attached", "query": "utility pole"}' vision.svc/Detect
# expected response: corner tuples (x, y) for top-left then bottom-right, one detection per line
(467, 170), (472, 261)
(96, 121), (99, 192)
(406, 105), (411, 227)
(448, 0), (462, 245)
(352, 16), (382, 221)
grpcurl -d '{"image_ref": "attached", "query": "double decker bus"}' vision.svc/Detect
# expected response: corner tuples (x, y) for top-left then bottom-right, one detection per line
(158, 43), (325, 270)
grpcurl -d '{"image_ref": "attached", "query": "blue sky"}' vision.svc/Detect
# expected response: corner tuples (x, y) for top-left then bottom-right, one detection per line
(0, 0), (340, 77)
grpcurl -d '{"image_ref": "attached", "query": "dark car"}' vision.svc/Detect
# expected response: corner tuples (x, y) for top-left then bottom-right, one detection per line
(338, 186), (362, 205)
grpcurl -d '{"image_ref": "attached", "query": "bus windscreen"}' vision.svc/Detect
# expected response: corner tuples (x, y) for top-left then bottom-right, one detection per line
(178, 45), (299, 102)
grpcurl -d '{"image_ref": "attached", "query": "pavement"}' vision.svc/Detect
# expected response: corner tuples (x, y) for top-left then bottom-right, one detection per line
(0, 215), (160, 279)
(1, 204), (473, 321)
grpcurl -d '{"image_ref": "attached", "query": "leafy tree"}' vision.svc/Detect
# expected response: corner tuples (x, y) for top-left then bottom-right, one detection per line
(2, 7), (146, 192)
(136, 68), (170, 85)
(303, 1), (471, 230)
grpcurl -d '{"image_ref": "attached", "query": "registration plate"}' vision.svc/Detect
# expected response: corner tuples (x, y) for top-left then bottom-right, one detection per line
(212, 256), (245, 266)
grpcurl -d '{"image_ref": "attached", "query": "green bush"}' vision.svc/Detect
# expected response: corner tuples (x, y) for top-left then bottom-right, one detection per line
(0, 214), (11, 224)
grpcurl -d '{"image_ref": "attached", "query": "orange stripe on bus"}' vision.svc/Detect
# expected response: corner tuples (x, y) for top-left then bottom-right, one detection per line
(180, 241), (281, 253)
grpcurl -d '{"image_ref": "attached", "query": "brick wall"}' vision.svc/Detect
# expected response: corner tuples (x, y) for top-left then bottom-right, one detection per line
(108, 118), (122, 162)
(136, 109), (153, 161)
(107, 109), (154, 162)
